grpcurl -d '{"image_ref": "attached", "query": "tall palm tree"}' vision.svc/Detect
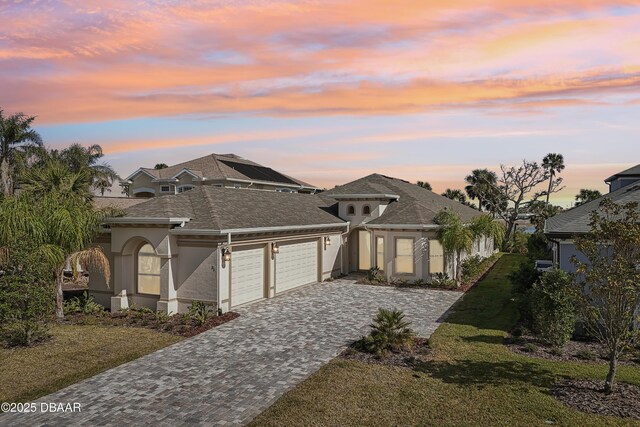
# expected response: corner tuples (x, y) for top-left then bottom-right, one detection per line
(51, 143), (120, 196)
(470, 214), (505, 250)
(542, 153), (565, 204)
(0, 162), (113, 319)
(0, 110), (43, 196)
(464, 169), (497, 212)
(441, 189), (467, 204)
(575, 188), (602, 206)
(416, 181), (432, 190)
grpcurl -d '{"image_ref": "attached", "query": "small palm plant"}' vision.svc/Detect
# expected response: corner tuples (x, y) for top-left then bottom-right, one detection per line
(359, 308), (415, 357)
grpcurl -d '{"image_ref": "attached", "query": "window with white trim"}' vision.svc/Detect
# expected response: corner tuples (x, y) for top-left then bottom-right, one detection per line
(395, 238), (414, 274)
(160, 185), (171, 192)
(137, 243), (161, 295)
(177, 185), (195, 193)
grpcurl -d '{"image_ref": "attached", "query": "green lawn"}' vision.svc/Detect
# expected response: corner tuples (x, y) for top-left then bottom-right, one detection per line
(250, 254), (640, 427)
(0, 325), (182, 403)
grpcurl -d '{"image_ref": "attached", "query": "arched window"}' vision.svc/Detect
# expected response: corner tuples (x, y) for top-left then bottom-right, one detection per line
(362, 205), (371, 215)
(137, 243), (161, 295)
(347, 205), (355, 215)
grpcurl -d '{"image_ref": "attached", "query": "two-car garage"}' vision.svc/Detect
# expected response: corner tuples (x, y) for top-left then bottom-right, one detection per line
(229, 239), (320, 308)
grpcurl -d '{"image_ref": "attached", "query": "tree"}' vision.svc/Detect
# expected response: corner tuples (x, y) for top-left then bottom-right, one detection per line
(50, 144), (120, 196)
(530, 269), (576, 348)
(154, 163), (169, 170)
(435, 210), (502, 285)
(572, 199), (640, 393)
(529, 200), (562, 233)
(416, 181), (432, 190)
(0, 110), (43, 196)
(465, 169), (498, 212)
(0, 161), (113, 320)
(542, 153), (565, 204)
(575, 188), (602, 206)
(441, 189), (467, 204)
(483, 160), (552, 250)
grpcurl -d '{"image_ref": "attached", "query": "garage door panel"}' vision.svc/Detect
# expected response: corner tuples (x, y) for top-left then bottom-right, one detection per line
(276, 240), (318, 293)
(231, 246), (265, 307)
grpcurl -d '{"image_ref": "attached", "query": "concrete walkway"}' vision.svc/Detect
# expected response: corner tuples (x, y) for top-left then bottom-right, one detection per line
(0, 280), (461, 426)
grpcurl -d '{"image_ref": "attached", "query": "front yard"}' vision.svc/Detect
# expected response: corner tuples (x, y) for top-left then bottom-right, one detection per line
(0, 325), (182, 403)
(250, 254), (640, 426)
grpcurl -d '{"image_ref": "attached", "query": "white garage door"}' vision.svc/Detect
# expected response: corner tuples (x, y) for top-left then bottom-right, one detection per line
(231, 246), (265, 307)
(275, 240), (318, 293)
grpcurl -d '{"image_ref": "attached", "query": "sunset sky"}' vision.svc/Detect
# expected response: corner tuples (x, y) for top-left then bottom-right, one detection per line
(2, 0), (639, 206)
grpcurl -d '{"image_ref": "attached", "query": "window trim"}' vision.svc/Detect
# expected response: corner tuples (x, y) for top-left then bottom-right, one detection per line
(394, 237), (415, 275)
(160, 185), (172, 193)
(177, 185), (195, 193)
(135, 242), (161, 296)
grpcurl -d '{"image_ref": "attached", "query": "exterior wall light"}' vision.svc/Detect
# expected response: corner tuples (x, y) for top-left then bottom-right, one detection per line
(271, 242), (280, 254)
(324, 236), (332, 249)
(223, 248), (231, 262)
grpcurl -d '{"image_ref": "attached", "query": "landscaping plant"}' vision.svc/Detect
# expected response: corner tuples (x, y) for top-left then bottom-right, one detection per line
(530, 269), (576, 348)
(357, 308), (415, 357)
(188, 300), (215, 326)
(572, 198), (640, 393)
(63, 291), (105, 315)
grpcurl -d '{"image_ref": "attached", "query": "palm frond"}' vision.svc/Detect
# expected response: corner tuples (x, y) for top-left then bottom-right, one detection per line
(67, 246), (111, 287)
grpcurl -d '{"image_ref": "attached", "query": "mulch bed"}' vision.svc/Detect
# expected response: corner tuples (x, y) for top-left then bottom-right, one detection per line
(339, 338), (431, 368)
(552, 379), (640, 420)
(65, 311), (240, 337)
(505, 334), (640, 367)
(356, 255), (501, 294)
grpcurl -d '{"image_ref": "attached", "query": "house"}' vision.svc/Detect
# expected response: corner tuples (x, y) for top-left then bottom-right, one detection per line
(120, 153), (320, 198)
(90, 172), (493, 314)
(545, 163), (640, 273)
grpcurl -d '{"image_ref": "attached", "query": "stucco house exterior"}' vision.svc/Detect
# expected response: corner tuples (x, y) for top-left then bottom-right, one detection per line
(120, 153), (319, 198)
(91, 162), (494, 315)
(545, 163), (640, 273)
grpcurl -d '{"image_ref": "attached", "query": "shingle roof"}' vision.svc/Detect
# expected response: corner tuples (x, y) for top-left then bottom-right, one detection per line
(130, 153), (317, 189)
(545, 183), (640, 235)
(119, 186), (344, 231)
(605, 164), (640, 183)
(322, 173), (483, 225)
(93, 196), (147, 210)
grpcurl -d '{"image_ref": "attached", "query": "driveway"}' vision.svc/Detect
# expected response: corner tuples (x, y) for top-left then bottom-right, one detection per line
(0, 280), (461, 427)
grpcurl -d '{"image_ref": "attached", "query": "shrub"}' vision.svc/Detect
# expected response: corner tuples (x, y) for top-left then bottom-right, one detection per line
(509, 260), (541, 326)
(522, 343), (538, 353)
(430, 273), (457, 289)
(357, 308), (415, 357)
(413, 278), (424, 286)
(188, 301), (214, 326)
(507, 231), (530, 254)
(576, 349), (597, 361)
(527, 233), (552, 260)
(63, 291), (105, 315)
(0, 242), (55, 347)
(366, 266), (384, 282)
(530, 269), (576, 348)
(461, 255), (483, 283)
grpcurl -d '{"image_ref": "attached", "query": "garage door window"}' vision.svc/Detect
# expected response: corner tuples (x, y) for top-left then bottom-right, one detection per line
(395, 238), (414, 274)
(137, 243), (161, 295)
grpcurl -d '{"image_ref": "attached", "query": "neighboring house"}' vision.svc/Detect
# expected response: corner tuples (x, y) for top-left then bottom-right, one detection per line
(545, 163), (640, 273)
(91, 173), (493, 314)
(120, 153), (319, 197)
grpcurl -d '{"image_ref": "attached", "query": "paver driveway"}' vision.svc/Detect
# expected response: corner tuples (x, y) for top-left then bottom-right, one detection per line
(0, 280), (461, 427)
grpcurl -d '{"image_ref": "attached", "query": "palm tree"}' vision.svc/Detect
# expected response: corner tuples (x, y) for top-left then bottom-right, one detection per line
(542, 153), (565, 204)
(416, 181), (432, 190)
(0, 162), (112, 319)
(154, 163), (169, 170)
(464, 169), (497, 212)
(0, 110), (43, 196)
(470, 214), (505, 250)
(435, 210), (474, 285)
(575, 188), (602, 206)
(441, 189), (467, 204)
(51, 144), (120, 196)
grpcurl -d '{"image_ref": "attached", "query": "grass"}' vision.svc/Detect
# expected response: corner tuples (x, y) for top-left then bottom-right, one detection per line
(0, 324), (182, 403)
(250, 254), (640, 427)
